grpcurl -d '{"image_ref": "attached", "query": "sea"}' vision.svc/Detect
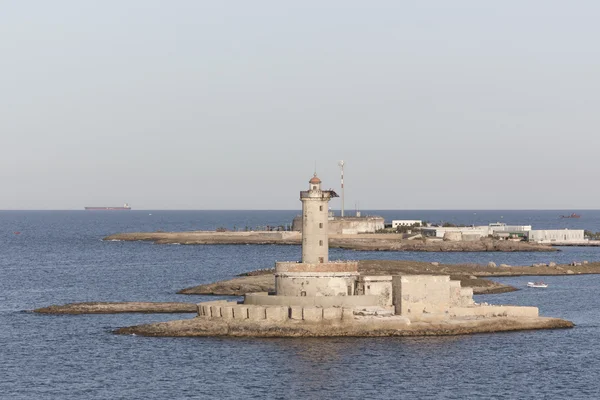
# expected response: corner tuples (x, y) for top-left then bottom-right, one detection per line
(2, 210), (600, 399)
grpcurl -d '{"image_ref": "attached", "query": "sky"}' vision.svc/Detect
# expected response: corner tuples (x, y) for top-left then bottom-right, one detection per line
(2, 1), (599, 210)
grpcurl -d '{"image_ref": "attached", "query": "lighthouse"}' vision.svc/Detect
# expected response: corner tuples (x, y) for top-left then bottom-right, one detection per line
(300, 173), (338, 264)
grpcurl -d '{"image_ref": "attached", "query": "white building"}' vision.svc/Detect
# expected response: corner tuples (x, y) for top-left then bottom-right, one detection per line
(489, 223), (531, 234)
(528, 229), (586, 244)
(421, 223), (532, 240)
(392, 220), (422, 228)
(421, 226), (488, 239)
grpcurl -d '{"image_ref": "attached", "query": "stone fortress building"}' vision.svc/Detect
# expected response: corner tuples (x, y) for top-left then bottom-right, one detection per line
(195, 174), (541, 327)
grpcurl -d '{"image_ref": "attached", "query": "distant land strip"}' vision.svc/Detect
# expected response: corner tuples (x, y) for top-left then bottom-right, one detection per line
(103, 231), (557, 252)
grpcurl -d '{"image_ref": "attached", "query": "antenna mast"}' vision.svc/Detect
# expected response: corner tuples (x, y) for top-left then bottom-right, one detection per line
(338, 160), (345, 217)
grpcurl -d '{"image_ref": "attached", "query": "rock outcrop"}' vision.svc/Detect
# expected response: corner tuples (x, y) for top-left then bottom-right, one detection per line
(34, 302), (198, 314)
(114, 316), (574, 337)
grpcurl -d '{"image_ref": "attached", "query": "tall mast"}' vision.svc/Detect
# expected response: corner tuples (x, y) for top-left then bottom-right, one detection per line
(338, 160), (345, 217)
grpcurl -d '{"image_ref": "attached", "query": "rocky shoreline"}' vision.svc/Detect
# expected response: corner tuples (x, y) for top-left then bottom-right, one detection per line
(33, 302), (198, 314)
(103, 231), (557, 252)
(114, 315), (574, 337)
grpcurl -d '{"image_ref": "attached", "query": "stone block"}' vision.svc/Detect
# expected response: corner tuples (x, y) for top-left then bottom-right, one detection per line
(247, 306), (266, 321)
(202, 305), (212, 317)
(460, 288), (474, 306)
(221, 306), (234, 320)
(265, 306), (288, 322)
(210, 305), (221, 318)
(197, 300), (229, 317)
(290, 306), (303, 320)
(323, 307), (343, 320)
(303, 307), (323, 322)
(342, 307), (355, 320)
(233, 306), (248, 320)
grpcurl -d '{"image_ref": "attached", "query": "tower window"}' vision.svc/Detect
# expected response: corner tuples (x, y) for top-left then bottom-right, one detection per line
(312, 186), (316, 190)
(319, 223), (323, 229)
(319, 240), (323, 246)
(319, 206), (323, 211)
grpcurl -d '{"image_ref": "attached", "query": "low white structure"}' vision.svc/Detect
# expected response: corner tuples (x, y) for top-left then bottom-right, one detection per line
(490, 223), (531, 234)
(422, 223), (532, 240)
(392, 220), (422, 228)
(422, 226), (488, 239)
(528, 229), (586, 244)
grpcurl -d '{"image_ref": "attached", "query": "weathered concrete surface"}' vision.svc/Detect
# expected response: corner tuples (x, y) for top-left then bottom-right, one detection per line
(33, 302), (198, 314)
(104, 231), (556, 252)
(114, 316), (574, 337)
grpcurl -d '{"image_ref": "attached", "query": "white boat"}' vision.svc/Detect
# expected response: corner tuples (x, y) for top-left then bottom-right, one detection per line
(527, 281), (548, 288)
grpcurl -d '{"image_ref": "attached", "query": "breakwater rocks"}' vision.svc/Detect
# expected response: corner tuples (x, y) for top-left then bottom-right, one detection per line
(114, 316), (574, 338)
(33, 302), (198, 314)
(104, 231), (556, 252)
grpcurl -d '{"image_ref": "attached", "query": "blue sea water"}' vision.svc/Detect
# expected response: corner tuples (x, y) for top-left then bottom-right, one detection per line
(2, 210), (600, 399)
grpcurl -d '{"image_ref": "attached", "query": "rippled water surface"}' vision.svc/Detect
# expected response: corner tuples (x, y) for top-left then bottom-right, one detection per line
(2, 210), (600, 399)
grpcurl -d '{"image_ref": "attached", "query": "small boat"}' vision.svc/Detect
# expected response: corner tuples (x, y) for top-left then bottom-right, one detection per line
(527, 281), (548, 288)
(560, 213), (580, 218)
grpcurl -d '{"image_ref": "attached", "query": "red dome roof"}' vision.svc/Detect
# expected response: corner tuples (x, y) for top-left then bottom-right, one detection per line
(309, 174), (321, 184)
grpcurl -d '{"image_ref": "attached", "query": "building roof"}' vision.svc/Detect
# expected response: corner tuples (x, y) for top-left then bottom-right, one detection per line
(309, 174), (321, 184)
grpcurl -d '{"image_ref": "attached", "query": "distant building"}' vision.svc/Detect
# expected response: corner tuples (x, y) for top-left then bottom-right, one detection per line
(421, 223), (532, 240)
(421, 226), (488, 240)
(392, 220), (422, 228)
(292, 215), (384, 234)
(528, 229), (586, 243)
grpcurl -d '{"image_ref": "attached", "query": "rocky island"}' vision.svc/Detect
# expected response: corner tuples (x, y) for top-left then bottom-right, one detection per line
(103, 174), (574, 337)
(36, 174), (584, 337)
(103, 231), (556, 252)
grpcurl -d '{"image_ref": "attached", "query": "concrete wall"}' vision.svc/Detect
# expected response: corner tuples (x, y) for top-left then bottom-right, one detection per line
(449, 281), (462, 307)
(292, 216), (385, 234)
(198, 301), (355, 322)
(528, 229), (585, 243)
(449, 281), (474, 307)
(275, 272), (359, 297)
(328, 217), (385, 234)
(245, 293), (381, 308)
(392, 275), (451, 316)
(357, 276), (393, 307)
(275, 261), (358, 273)
(254, 232), (299, 240)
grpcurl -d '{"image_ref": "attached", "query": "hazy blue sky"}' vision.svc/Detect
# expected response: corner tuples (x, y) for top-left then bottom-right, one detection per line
(2, 1), (599, 210)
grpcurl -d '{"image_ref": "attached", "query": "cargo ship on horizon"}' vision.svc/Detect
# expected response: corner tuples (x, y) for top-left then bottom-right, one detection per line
(84, 203), (131, 210)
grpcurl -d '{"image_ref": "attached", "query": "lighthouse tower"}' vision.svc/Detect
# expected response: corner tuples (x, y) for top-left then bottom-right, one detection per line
(272, 173), (358, 298)
(300, 173), (337, 264)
